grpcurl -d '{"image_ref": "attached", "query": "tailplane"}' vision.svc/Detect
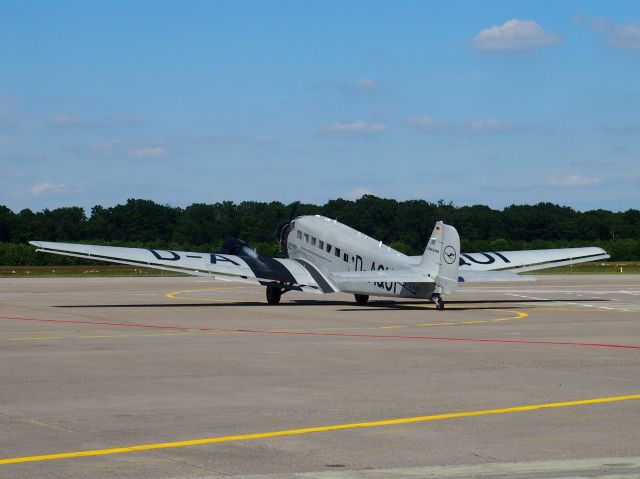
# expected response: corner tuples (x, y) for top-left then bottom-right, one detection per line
(419, 221), (460, 295)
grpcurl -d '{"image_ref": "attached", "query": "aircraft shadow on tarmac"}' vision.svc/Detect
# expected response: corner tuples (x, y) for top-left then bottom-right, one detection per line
(55, 297), (609, 311)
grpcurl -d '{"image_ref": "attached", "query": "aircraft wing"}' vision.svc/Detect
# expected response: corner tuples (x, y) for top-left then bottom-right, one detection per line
(29, 241), (323, 293)
(330, 268), (435, 284)
(410, 246), (609, 273)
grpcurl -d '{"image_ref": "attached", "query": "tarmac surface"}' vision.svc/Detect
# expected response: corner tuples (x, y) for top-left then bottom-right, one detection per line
(0, 275), (639, 478)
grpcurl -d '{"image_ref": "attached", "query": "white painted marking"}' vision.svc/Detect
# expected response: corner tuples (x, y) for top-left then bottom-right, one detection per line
(505, 293), (610, 311)
(238, 456), (640, 479)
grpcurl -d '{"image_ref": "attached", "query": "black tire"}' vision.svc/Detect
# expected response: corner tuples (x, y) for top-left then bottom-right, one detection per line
(266, 286), (282, 305)
(354, 294), (369, 305)
(432, 294), (445, 310)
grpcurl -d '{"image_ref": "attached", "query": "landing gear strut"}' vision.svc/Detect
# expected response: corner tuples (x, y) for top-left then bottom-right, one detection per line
(354, 294), (369, 305)
(266, 285), (282, 305)
(431, 293), (445, 310)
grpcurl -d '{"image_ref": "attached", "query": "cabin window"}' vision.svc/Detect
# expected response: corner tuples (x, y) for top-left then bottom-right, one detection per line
(318, 240), (324, 249)
(304, 233), (309, 242)
(335, 247), (341, 257)
(311, 237), (316, 246)
(326, 243), (332, 253)
(343, 253), (349, 262)
(297, 230), (302, 239)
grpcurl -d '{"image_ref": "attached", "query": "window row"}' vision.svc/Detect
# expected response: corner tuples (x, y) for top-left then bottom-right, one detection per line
(297, 229), (350, 261)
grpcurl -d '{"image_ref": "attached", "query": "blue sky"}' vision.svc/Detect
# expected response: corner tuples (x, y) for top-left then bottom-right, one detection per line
(1, 0), (639, 212)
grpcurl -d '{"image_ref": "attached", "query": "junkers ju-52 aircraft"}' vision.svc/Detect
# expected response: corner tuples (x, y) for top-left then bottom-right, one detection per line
(31, 215), (609, 310)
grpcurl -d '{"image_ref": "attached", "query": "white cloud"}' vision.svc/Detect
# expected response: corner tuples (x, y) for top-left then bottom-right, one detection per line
(196, 132), (243, 144)
(49, 113), (87, 126)
(407, 116), (519, 134)
(29, 182), (67, 195)
(69, 139), (171, 159)
(130, 146), (169, 158)
(583, 17), (640, 50)
(356, 78), (377, 91)
(49, 113), (144, 127)
(597, 124), (640, 134)
(609, 23), (640, 50)
(323, 119), (388, 136)
(550, 174), (601, 187)
(469, 119), (511, 132)
(196, 132), (277, 145)
(344, 187), (373, 200)
(0, 115), (16, 129)
(109, 114), (144, 126)
(254, 134), (276, 144)
(472, 19), (560, 52)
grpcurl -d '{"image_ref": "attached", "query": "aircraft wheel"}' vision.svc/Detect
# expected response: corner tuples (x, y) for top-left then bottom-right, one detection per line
(354, 294), (369, 305)
(266, 286), (282, 305)
(432, 294), (445, 310)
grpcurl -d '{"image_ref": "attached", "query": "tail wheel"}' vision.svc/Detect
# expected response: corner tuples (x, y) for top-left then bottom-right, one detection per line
(354, 294), (369, 305)
(266, 286), (282, 305)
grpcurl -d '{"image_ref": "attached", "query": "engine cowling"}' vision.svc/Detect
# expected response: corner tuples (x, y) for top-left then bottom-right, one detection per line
(219, 237), (256, 257)
(275, 220), (293, 256)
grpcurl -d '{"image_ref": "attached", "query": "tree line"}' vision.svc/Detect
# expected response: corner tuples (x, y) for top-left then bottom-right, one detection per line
(1, 197), (639, 265)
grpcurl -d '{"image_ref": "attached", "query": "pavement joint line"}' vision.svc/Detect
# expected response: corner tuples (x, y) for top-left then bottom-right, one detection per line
(7, 336), (63, 341)
(1, 394), (639, 466)
(78, 334), (129, 339)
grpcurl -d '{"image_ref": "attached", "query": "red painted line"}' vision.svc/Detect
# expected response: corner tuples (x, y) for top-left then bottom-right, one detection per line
(1, 315), (638, 350)
(0, 315), (195, 331)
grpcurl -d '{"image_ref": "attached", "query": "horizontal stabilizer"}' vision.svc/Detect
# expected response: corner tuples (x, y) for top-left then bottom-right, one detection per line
(458, 270), (537, 283)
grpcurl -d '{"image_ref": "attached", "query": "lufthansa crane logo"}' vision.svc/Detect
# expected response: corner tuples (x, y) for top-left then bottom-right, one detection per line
(443, 245), (457, 264)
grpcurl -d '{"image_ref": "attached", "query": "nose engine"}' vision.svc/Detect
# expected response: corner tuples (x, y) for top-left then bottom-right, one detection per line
(275, 220), (293, 256)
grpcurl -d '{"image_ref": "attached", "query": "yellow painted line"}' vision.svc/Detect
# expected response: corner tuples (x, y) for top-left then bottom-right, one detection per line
(462, 320), (487, 324)
(8, 336), (62, 341)
(486, 309), (528, 321)
(1, 394), (638, 465)
(416, 322), (457, 327)
(166, 286), (251, 301)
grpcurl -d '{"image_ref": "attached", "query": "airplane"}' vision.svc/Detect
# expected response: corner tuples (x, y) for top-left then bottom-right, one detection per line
(30, 215), (610, 310)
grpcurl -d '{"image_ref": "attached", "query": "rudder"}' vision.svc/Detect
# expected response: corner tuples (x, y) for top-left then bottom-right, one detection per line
(419, 221), (460, 294)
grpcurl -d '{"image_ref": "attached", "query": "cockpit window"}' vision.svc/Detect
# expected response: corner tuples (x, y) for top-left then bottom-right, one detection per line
(297, 230), (302, 239)
(318, 240), (324, 249)
(326, 243), (332, 253)
(304, 233), (309, 242)
(343, 253), (348, 262)
(335, 247), (341, 257)
(311, 237), (316, 246)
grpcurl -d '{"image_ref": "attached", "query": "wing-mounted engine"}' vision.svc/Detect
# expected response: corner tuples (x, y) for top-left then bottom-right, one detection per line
(219, 237), (258, 258)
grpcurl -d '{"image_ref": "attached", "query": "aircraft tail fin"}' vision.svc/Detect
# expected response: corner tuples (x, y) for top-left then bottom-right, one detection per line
(419, 221), (460, 294)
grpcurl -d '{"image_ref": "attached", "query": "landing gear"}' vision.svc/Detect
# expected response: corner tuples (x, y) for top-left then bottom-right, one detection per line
(266, 285), (282, 305)
(354, 294), (369, 305)
(431, 293), (445, 310)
